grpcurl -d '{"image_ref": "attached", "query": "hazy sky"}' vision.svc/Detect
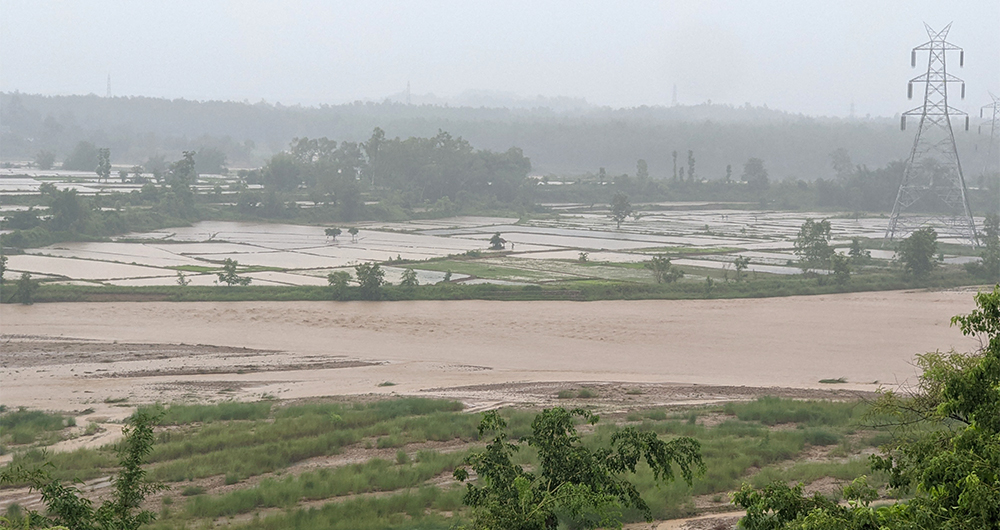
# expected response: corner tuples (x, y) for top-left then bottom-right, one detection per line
(2, 0), (998, 117)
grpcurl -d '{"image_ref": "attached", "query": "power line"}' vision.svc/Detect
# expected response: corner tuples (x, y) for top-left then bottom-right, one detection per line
(885, 23), (977, 247)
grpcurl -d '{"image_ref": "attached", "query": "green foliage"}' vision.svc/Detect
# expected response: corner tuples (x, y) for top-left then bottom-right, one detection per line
(733, 255), (751, 281)
(848, 237), (872, 265)
(742, 157), (769, 191)
(489, 232), (505, 250)
(610, 192), (633, 229)
(0, 410), (165, 530)
(829, 253), (851, 285)
(34, 150), (55, 170)
(966, 213), (1000, 281)
(327, 270), (352, 299)
(324, 227), (341, 239)
(793, 219), (833, 271)
(454, 408), (704, 529)
(16, 272), (37, 305)
(645, 254), (683, 283)
(0, 254), (6, 284)
(400, 268), (419, 287)
(0, 408), (72, 445)
(217, 258), (251, 286)
(354, 262), (386, 299)
(898, 227), (938, 277)
(61, 141), (98, 171)
(734, 286), (1000, 529)
(95, 148), (111, 183)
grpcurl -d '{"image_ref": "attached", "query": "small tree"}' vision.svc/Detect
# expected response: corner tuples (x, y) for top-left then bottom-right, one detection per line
(794, 219), (834, 272)
(454, 408), (703, 530)
(176, 271), (190, 286)
(325, 227), (342, 241)
(830, 253), (851, 285)
(0, 410), (165, 530)
(489, 232), (506, 250)
(610, 192), (633, 229)
(96, 148), (111, 183)
(848, 237), (871, 265)
(733, 256), (751, 282)
(34, 150), (56, 170)
(400, 268), (419, 287)
(0, 254), (7, 284)
(348, 227), (359, 242)
(16, 272), (37, 305)
(645, 254), (683, 283)
(578, 252), (589, 263)
(898, 227), (938, 277)
(217, 258), (251, 286)
(327, 270), (352, 299)
(354, 262), (385, 300)
(966, 213), (1000, 281)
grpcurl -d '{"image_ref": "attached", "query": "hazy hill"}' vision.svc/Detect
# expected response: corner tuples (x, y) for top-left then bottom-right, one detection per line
(2, 92), (996, 180)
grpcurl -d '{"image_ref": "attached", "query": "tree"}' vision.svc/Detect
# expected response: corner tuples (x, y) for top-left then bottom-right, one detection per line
(0, 409), (165, 530)
(966, 213), (1000, 281)
(0, 254), (7, 284)
(489, 232), (506, 250)
(47, 188), (87, 232)
(830, 253), (851, 285)
(829, 147), (853, 180)
(454, 408), (703, 530)
(598, 167), (607, 185)
(733, 286), (1000, 529)
(610, 192), (633, 229)
(62, 141), (98, 171)
(348, 227), (359, 242)
(217, 258), (251, 286)
(400, 268), (419, 287)
(793, 219), (834, 271)
(34, 150), (55, 170)
(645, 254), (683, 283)
(144, 155), (167, 182)
(263, 152), (302, 192)
(325, 227), (342, 241)
(672, 150), (678, 181)
(848, 237), (871, 265)
(733, 255), (751, 282)
(96, 148), (111, 183)
(194, 147), (228, 175)
(636, 159), (648, 179)
(354, 262), (385, 300)
(176, 271), (190, 286)
(327, 270), (351, 299)
(898, 227), (938, 277)
(725, 164), (732, 182)
(687, 150), (696, 181)
(742, 157), (769, 191)
(16, 272), (37, 305)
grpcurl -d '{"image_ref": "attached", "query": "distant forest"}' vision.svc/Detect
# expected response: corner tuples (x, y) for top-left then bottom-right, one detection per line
(3, 92), (997, 183)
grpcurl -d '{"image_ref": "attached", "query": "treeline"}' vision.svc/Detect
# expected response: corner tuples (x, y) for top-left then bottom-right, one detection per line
(4, 92), (998, 180)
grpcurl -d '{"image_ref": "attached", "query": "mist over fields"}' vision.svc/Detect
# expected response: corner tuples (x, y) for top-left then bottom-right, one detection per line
(4, 92), (996, 181)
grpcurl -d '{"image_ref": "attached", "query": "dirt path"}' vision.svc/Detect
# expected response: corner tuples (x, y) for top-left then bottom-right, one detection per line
(0, 289), (978, 414)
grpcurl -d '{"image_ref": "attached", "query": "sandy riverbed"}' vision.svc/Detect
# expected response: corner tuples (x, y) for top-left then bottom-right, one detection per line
(0, 288), (980, 416)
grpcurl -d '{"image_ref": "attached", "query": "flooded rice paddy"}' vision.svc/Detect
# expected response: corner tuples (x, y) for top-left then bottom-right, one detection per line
(0, 208), (975, 286)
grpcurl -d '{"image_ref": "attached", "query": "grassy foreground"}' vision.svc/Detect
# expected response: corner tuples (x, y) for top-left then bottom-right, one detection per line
(1, 396), (896, 529)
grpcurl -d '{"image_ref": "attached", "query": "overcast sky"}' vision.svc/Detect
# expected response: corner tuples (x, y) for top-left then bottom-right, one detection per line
(1, 0), (998, 117)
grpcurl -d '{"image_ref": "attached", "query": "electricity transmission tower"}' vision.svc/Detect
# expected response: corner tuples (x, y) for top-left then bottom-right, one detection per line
(981, 92), (1000, 177)
(885, 23), (977, 246)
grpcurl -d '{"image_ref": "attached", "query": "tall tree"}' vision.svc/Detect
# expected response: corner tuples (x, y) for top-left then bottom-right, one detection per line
(610, 192), (633, 229)
(793, 219), (834, 271)
(672, 150), (678, 181)
(741, 157), (769, 191)
(636, 159), (649, 179)
(898, 227), (938, 277)
(96, 148), (111, 182)
(687, 150), (696, 181)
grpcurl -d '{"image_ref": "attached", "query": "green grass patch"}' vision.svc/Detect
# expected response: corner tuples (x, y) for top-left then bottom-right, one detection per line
(0, 407), (74, 445)
(819, 377), (848, 384)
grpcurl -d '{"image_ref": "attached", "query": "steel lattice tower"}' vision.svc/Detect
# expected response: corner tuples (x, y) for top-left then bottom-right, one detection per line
(982, 92), (1000, 177)
(885, 23), (977, 246)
